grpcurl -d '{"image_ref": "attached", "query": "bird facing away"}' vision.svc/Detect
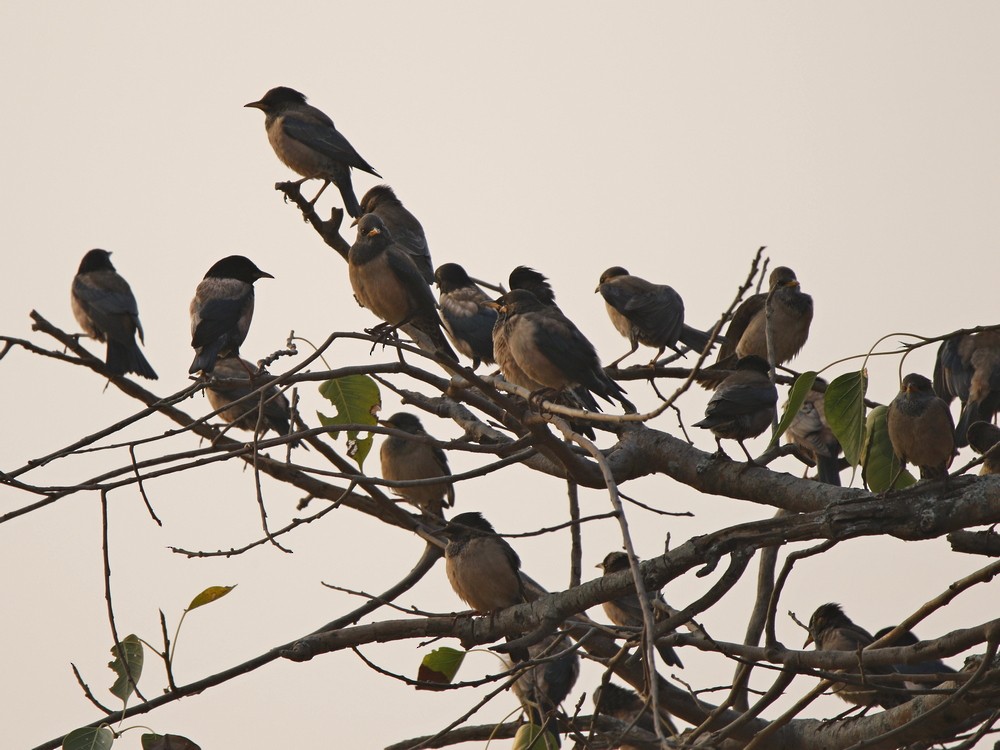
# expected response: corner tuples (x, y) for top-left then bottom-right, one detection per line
(717, 266), (813, 366)
(694, 355), (777, 462)
(786, 385), (842, 485)
(872, 627), (957, 690)
(596, 266), (714, 367)
(357, 185), (434, 283)
(508, 266), (557, 306)
(349, 214), (457, 360)
(933, 331), (1000, 447)
(887, 373), (956, 481)
(71, 249), (157, 379)
(494, 289), (635, 412)
(434, 263), (497, 368)
(597, 551), (683, 668)
(967, 421), (1000, 475)
(189, 255), (273, 375)
(205, 356), (293, 438)
(244, 86), (380, 217)
(379, 412), (454, 517)
(509, 634), (580, 727)
(805, 603), (907, 709)
(593, 682), (678, 745)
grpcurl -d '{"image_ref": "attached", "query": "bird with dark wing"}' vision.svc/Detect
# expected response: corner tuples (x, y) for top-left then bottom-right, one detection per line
(967, 421), (1000, 475)
(716, 266), (813, 367)
(593, 682), (678, 745)
(694, 355), (777, 462)
(596, 266), (715, 367)
(434, 263), (497, 368)
(933, 331), (1000, 447)
(245, 86), (380, 217)
(206, 356), (295, 440)
(805, 603), (907, 709)
(508, 634), (580, 728)
(379, 412), (454, 517)
(872, 627), (957, 691)
(356, 185), (434, 283)
(71, 249), (157, 379)
(189, 255), (272, 375)
(786, 384), (842, 485)
(508, 266), (557, 306)
(349, 214), (457, 360)
(494, 289), (635, 413)
(887, 373), (955, 482)
(597, 551), (683, 668)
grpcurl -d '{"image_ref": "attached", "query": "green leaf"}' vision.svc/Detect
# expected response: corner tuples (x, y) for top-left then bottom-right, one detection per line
(862, 406), (917, 492)
(62, 726), (114, 750)
(141, 734), (202, 750)
(108, 634), (144, 701)
(416, 647), (466, 689)
(512, 723), (560, 750)
(825, 370), (869, 466)
(769, 371), (818, 448)
(187, 585), (236, 612)
(317, 374), (381, 469)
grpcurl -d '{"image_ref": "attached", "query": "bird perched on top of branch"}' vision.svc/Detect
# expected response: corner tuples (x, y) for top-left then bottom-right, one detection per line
(694, 355), (777, 463)
(933, 330), (1000, 447)
(379, 412), (454, 517)
(434, 263), (497, 368)
(887, 373), (955, 482)
(356, 185), (434, 283)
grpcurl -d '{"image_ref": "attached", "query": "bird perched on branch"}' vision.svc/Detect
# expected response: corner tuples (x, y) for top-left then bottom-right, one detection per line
(805, 603), (907, 709)
(716, 266), (813, 367)
(509, 634), (580, 728)
(786, 384), (842, 485)
(206, 356), (294, 440)
(434, 263), (497, 368)
(71, 249), (157, 380)
(349, 214), (456, 360)
(595, 266), (714, 367)
(872, 627), (957, 690)
(189, 255), (272, 375)
(887, 373), (955, 482)
(597, 551), (683, 668)
(379, 412), (454, 517)
(245, 86), (380, 217)
(933, 331), (1000, 447)
(356, 185), (434, 283)
(967, 421), (1000, 475)
(593, 682), (678, 743)
(694, 355), (777, 462)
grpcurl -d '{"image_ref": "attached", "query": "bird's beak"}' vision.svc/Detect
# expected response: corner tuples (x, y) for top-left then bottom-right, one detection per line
(367, 227), (381, 237)
(257, 270), (275, 280)
(244, 100), (264, 110)
(594, 284), (601, 293)
(594, 562), (603, 570)
(350, 217), (359, 227)
(803, 634), (813, 647)
(484, 301), (502, 311)
(787, 280), (800, 288)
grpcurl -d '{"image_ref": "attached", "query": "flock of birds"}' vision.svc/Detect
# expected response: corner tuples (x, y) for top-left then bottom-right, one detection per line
(65, 85), (999, 736)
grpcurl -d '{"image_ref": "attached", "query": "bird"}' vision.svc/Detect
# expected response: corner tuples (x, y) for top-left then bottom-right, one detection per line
(508, 634), (580, 727)
(785, 384), (842, 485)
(933, 331), (1000, 447)
(70, 249), (157, 379)
(189, 255), (273, 375)
(205, 356), (294, 439)
(508, 266), (557, 306)
(244, 86), (380, 217)
(596, 551), (683, 668)
(716, 266), (813, 367)
(967, 421), (1000, 475)
(886, 373), (955, 482)
(348, 214), (457, 360)
(592, 682), (677, 745)
(805, 603), (907, 709)
(379, 412), (454, 517)
(493, 289), (635, 413)
(595, 266), (714, 367)
(440, 512), (527, 661)
(693, 355), (777, 462)
(356, 185), (434, 283)
(872, 627), (957, 690)
(434, 263), (497, 368)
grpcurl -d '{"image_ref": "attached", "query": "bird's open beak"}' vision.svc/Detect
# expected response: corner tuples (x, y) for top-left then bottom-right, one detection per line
(244, 100), (264, 110)
(367, 227), (381, 237)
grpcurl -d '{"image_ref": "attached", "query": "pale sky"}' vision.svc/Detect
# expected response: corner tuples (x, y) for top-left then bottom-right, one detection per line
(2, 4), (1000, 749)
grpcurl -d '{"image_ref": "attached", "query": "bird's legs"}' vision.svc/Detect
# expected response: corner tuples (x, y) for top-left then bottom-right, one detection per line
(608, 342), (639, 369)
(308, 179), (331, 206)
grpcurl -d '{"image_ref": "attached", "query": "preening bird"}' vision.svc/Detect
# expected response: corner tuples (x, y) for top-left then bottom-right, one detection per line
(205, 356), (294, 439)
(434, 263), (497, 368)
(379, 412), (454, 517)
(694, 355), (777, 462)
(357, 185), (434, 283)
(245, 86), (380, 217)
(189, 255), (272, 375)
(509, 634), (580, 727)
(593, 682), (678, 744)
(71, 249), (157, 379)
(933, 331), (1000, 446)
(967, 421), (1000, 475)
(887, 373), (955, 481)
(786, 384), (842, 485)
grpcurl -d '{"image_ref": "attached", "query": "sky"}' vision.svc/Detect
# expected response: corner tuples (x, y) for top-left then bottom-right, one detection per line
(2, 3), (1000, 749)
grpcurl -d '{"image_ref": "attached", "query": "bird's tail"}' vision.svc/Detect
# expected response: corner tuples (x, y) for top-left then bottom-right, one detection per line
(815, 455), (843, 486)
(337, 179), (362, 219)
(403, 319), (459, 362)
(108, 340), (158, 380)
(679, 324), (720, 353)
(656, 642), (684, 668)
(956, 400), (981, 448)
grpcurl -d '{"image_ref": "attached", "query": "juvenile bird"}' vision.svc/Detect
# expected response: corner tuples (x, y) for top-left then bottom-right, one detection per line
(349, 214), (457, 360)
(596, 266), (714, 367)
(872, 627), (957, 690)
(967, 421), (1000, 475)
(434, 263), (497, 368)
(206, 356), (293, 439)
(717, 266), (813, 366)
(805, 603), (907, 709)
(245, 86), (379, 217)
(593, 682), (677, 744)
(786, 385), (842, 485)
(357, 185), (433, 283)
(379, 412), (454, 517)
(933, 331), (1000, 446)
(597, 551), (683, 668)
(887, 373), (955, 482)
(71, 249), (157, 379)
(509, 634), (580, 727)
(189, 255), (273, 375)
(694, 355), (777, 462)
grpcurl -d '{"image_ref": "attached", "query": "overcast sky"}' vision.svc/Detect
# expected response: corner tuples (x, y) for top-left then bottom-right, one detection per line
(2, 4), (1000, 749)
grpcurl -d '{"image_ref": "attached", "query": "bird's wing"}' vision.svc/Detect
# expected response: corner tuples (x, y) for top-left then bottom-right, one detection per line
(385, 247), (437, 311)
(934, 336), (969, 403)
(705, 381), (776, 418)
(530, 310), (599, 380)
(440, 294), (497, 352)
(717, 293), (765, 361)
(191, 293), (250, 348)
(73, 275), (140, 342)
(281, 116), (380, 176)
(604, 283), (685, 344)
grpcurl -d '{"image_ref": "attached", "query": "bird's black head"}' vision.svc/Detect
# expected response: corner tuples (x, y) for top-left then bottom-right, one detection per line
(496, 289), (545, 316)
(768, 266), (800, 290)
(807, 602), (850, 642)
(355, 213), (391, 243)
(900, 373), (934, 395)
(872, 626), (919, 646)
(593, 682), (642, 713)
(509, 266), (556, 306)
(597, 551), (631, 574)
(203, 255), (274, 283)
(441, 511), (496, 540)
(77, 249), (115, 274)
(359, 184), (401, 213)
(598, 266), (630, 285)
(379, 412), (426, 435)
(244, 86), (307, 113)
(434, 263), (473, 292)
(967, 421), (1000, 455)
(735, 355), (771, 374)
